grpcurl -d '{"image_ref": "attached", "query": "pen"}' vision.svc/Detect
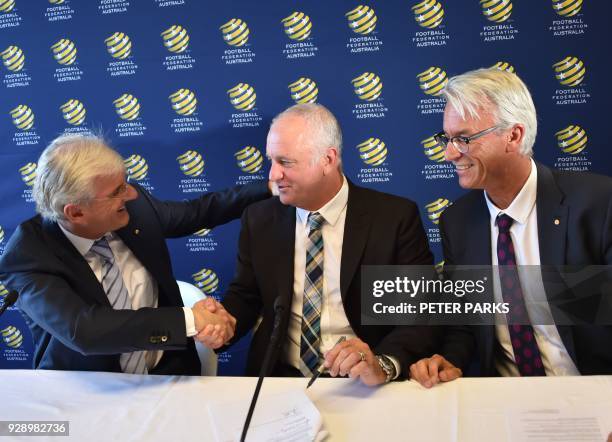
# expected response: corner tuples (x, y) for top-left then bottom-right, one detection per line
(306, 336), (346, 389)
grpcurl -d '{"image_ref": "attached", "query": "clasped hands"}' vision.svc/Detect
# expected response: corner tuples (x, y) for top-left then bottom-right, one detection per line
(191, 298), (236, 349)
(323, 338), (388, 386)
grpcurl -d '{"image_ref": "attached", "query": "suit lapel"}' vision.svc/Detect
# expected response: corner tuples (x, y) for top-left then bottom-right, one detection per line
(534, 162), (576, 363)
(340, 183), (371, 301)
(535, 162), (568, 267)
(274, 203), (296, 310)
(42, 219), (109, 306)
(469, 194), (492, 265)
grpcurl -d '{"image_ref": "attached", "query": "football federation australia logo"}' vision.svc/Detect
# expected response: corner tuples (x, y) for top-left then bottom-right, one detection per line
(169, 89), (197, 116)
(1, 46), (24, 72)
(480, 0), (513, 23)
(161, 25), (190, 53)
(553, 56), (585, 87)
(412, 0), (445, 29)
(552, 0), (582, 17)
(220, 19), (250, 47)
(192, 268), (219, 294)
(288, 77), (318, 104)
(124, 154), (148, 181)
(0, 0), (15, 12)
(421, 135), (446, 162)
(426, 198), (451, 224)
(357, 137), (387, 166)
(19, 162), (37, 186)
(352, 72), (382, 101)
(105, 32), (132, 59)
(177, 150), (204, 177)
(556, 125), (587, 155)
(51, 39), (77, 65)
(235, 146), (263, 174)
(227, 83), (256, 111)
(346, 5), (377, 35)
(491, 61), (515, 73)
(10, 105), (34, 131)
(1, 326), (23, 348)
(417, 67), (448, 96)
(60, 99), (86, 126)
(282, 12), (312, 41)
(114, 93), (140, 120)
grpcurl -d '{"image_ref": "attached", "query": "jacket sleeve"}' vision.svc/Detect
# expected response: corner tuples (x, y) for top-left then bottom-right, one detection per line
(137, 181), (270, 238)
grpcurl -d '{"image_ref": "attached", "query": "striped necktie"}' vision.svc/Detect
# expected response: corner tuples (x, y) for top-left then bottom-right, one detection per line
(299, 212), (325, 376)
(90, 237), (147, 375)
(496, 214), (545, 376)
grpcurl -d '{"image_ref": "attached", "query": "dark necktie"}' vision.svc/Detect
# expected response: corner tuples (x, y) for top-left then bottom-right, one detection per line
(496, 213), (545, 376)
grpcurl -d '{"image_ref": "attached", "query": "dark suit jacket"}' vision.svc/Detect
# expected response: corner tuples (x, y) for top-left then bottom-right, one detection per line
(439, 162), (612, 375)
(0, 182), (269, 375)
(222, 181), (437, 378)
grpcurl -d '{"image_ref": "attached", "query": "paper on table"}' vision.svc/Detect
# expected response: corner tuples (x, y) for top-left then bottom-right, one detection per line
(507, 408), (608, 442)
(208, 388), (327, 442)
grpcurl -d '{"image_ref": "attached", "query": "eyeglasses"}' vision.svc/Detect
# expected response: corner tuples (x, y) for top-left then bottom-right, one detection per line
(89, 181), (131, 201)
(433, 125), (500, 154)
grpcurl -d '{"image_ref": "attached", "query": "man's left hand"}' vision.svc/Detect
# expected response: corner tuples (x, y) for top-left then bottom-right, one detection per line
(323, 338), (386, 386)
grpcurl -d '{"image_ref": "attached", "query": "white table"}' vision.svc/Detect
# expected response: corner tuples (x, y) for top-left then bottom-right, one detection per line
(1, 370), (611, 441)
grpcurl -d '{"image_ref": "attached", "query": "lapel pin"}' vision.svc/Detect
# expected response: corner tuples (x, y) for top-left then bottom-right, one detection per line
(134, 228), (140, 235)
(553, 219), (560, 226)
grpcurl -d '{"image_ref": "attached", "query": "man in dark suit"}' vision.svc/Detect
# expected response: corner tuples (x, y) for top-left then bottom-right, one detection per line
(215, 103), (436, 385)
(0, 134), (269, 375)
(410, 68), (612, 387)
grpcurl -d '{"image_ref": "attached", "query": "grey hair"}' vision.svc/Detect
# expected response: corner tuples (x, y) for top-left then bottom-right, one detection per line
(271, 103), (343, 168)
(442, 68), (537, 156)
(33, 133), (125, 221)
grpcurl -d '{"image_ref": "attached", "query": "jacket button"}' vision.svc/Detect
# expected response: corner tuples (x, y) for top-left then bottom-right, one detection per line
(161, 336), (168, 343)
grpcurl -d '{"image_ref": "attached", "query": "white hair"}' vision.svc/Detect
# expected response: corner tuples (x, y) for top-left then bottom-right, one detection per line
(442, 68), (537, 156)
(271, 103), (343, 168)
(34, 133), (125, 221)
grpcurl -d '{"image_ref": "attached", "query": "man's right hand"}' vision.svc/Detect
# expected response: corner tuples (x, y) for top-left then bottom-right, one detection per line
(191, 298), (236, 349)
(410, 354), (462, 388)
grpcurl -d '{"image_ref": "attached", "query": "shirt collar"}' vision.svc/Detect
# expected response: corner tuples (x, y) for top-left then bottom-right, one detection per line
(296, 175), (349, 227)
(485, 158), (537, 225)
(58, 223), (110, 257)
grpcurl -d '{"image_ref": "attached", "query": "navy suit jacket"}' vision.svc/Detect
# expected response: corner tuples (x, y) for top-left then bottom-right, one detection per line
(0, 182), (269, 375)
(439, 162), (612, 375)
(222, 181), (438, 378)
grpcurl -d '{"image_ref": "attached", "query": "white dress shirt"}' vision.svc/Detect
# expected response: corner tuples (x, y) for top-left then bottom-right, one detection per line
(485, 159), (579, 376)
(284, 177), (399, 377)
(59, 225), (196, 372)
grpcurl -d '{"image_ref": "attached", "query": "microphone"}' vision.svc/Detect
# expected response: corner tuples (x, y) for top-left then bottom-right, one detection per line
(0, 290), (18, 318)
(240, 296), (288, 442)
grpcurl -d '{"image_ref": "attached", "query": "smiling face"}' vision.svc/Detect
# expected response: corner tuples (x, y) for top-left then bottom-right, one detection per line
(266, 114), (340, 211)
(442, 104), (508, 191)
(66, 172), (138, 239)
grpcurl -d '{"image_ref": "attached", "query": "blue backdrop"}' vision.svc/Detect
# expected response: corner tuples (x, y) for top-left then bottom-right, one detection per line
(0, 0), (608, 374)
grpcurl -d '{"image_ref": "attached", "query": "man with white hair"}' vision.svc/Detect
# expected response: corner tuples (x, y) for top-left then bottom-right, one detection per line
(0, 134), (270, 375)
(215, 103), (437, 385)
(410, 68), (612, 387)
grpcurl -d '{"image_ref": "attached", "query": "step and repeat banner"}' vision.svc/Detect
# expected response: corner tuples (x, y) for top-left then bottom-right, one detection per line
(0, 0), (608, 373)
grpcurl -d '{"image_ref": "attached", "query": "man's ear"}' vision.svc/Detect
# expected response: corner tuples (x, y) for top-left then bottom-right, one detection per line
(506, 124), (525, 154)
(323, 146), (339, 174)
(63, 203), (85, 224)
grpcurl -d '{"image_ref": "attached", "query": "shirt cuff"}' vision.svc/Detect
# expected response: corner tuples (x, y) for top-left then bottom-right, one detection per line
(183, 307), (197, 337)
(384, 354), (401, 381)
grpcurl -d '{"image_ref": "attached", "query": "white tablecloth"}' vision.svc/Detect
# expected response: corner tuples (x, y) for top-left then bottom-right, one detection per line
(1, 370), (611, 441)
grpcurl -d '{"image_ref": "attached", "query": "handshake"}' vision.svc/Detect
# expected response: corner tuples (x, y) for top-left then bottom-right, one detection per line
(191, 299), (237, 349)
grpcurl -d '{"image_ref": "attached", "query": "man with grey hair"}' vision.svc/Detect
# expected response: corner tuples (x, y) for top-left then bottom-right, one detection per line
(0, 133), (271, 375)
(410, 68), (612, 386)
(212, 103), (437, 385)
